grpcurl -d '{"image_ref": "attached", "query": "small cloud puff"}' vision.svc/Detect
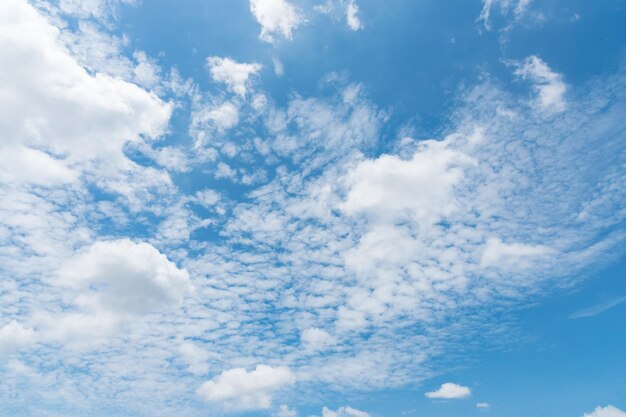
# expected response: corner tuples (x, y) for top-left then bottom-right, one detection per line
(206, 56), (262, 97)
(249, 0), (303, 43)
(0, 321), (36, 355)
(425, 382), (471, 399)
(583, 406), (626, 417)
(273, 404), (298, 417)
(197, 364), (295, 410)
(319, 406), (371, 417)
(513, 55), (567, 113)
(346, 0), (363, 31)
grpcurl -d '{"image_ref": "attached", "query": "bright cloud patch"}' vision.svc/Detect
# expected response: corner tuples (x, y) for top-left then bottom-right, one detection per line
(0, 0), (171, 184)
(346, 1), (363, 31)
(249, 0), (302, 43)
(480, 237), (552, 268)
(425, 383), (471, 399)
(320, 406), (371, 417)
(0, 321), (36, 355)
(58, 239), (190, 316)
(273, 404), (298, 417)
(197, 365), (295, 409)
(583, 406), (626, 417)
(514, 55), (567, 113)
(341, 139), (473, 224)
(206, 56), (262, 97)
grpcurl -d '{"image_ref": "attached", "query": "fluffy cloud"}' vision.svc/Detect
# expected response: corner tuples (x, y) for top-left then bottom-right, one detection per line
(346, 0), (363, 31)
(425, 383), (471, 399)
(58, 239), (190, 316)
(197, 365), (295, 409)
(273, 404), (298, 417)
(583, 406), (626, 417)
(0, 0), (172, 184)
(190, 101), (240, 145)
(301, 327), (337, 352)
(179, 341), (213, 375)
(0, 321), (36, 355)
(513, 55), (567, 113)
(206, 56), (262, 97)
(480, 238), (552, 268)
(341, 138), (474, 225)
(249, 0), (303, 43)
(321, 406), (371, 417)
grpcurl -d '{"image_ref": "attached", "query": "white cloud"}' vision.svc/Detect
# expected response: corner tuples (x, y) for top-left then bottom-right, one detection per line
(477, 0), (532, 30)
(321, 406), (371, 417)
(191, 101), (240, 144)
(346, 0), (363, 31)
(179, 341), (214, 375)
(197, 365), (295, 409)
(0, 0), (172, 184)
(273, 404), (298, 417)
(215, 162), (237, 180)
(341, 138), (474, 225)
(249, 0), (303, 43)
(58, 0), (137, 20)
(0, 321), (36, 355)
(583, 406), (626, 417)
(513, 55), (567, 113)
(425, 383), (471, 399)
(206, 56), (262, 97)
(301, 327), (336, 352)
(476, 402), (490, 409)
(480, 237), (552, 268)
(133, 50), (161, 89)
(58, 239), (190, 316)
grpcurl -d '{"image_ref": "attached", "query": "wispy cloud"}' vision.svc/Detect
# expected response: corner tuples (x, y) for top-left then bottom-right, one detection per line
(569, 296), (626, 319)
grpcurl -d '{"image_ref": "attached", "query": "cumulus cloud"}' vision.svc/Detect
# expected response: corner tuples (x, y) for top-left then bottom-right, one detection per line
(513, 55), (567, 113)
(206, 56), (262, 97)
(341, 139), (474, 225)
(425, 383), (471, 399)
(0, 0), (172, 184)
(190, 101), (240, 145)
(583, 406), (626, 417)
(249, 0), (303, 43)
(197, 365), (295, 409)
(0, 321), (36, 355)
(58, 239), (190, 316)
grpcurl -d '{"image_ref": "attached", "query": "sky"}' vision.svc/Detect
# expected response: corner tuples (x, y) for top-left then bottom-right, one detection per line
(0, 0), (625, 416)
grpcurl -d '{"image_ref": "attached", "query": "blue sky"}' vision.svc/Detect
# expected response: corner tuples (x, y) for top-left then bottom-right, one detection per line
(0, 1), (625, 417)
